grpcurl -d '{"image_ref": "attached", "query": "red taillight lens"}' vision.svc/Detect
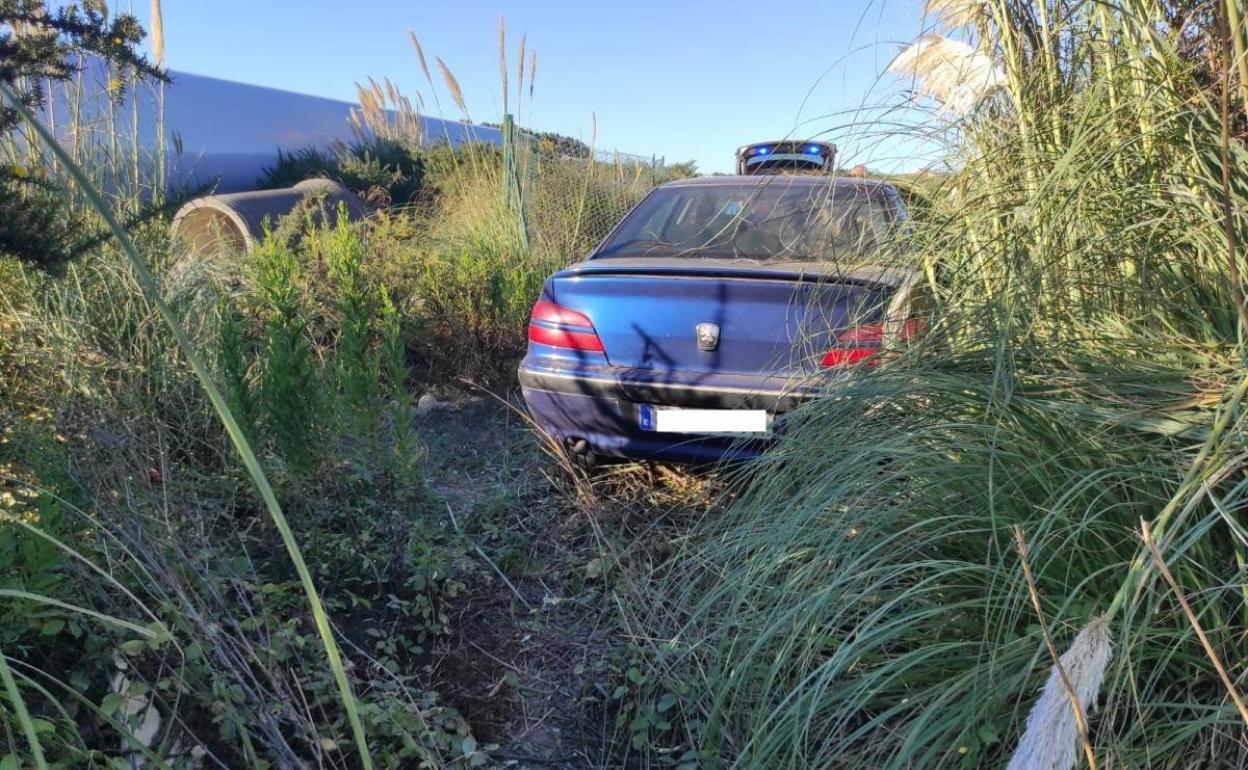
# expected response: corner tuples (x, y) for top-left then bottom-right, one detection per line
(834, 322), (885, 345)
(529, 324), (606, 352)
(821, 322), (884, 367)
(528, 300), (605, 353)
(820, 318), (927, 367)
(820, 347), (879, 367)
(531, 300), (594, 328)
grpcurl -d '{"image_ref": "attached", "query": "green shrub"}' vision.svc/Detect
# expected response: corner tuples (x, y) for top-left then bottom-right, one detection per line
(251, 229), (322, 475)
(257, 139), (504, 210)
(216, 296), (259, 445)
(0, 218), (481, 768)
(323, 210), (382, 444)
(260, 138), (430, 207)
(380, 286), (423, 486)
(0, 425), (77, 621)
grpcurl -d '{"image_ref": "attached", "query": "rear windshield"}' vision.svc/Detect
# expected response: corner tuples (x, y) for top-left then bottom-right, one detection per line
(595, 181), (894, 261)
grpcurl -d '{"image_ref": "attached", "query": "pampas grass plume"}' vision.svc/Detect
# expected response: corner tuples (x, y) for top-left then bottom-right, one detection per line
(1006, 617), (1113, 770)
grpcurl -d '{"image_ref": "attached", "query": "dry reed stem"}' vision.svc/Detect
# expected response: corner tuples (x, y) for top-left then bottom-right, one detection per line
(436, 57), (468, 120)
(498, 16), (508, 116)
(528, 50), (537, 99)
(1225, 0), (1248, 112)
(1140, 518), (1248, 729)
(149, 0), (164, 67)
(408, 30), (432, 85)
(925, 0), (982, 28)
(517, 34), (527, 104)
(1217, 5), (1248, 337)
(1014, 525), (1098, 770)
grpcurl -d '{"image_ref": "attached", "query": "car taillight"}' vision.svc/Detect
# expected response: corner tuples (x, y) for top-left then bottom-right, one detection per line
(820, 318), (926, 367)
(528, 300), (605, 352)
(821, 322), (882, 367)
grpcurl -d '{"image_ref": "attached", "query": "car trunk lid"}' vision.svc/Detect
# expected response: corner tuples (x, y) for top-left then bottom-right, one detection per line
(545, 259), (907, 376)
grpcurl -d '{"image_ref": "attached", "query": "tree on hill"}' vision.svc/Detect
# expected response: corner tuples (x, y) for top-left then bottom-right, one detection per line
(664, 160), (698, 179)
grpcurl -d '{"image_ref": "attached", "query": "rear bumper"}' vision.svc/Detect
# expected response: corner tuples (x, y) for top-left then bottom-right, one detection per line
(518, 359), (820, 463)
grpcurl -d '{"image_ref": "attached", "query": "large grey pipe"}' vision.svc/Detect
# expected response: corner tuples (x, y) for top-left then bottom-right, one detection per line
(170, 178), (369, 255)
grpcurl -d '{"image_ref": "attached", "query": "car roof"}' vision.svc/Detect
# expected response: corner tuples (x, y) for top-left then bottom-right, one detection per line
(659, 174), (897, 193)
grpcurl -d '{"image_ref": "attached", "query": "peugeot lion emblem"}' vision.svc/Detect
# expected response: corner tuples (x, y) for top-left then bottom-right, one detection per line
(696, 322), (720, 352)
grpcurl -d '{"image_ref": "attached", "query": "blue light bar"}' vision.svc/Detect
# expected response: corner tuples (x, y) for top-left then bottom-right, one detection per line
(755, 146), (771, 156)
(805, 145), (822, 154)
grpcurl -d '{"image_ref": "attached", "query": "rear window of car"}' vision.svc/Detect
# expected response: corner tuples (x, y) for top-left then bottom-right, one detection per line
(595, 181), (895, 261)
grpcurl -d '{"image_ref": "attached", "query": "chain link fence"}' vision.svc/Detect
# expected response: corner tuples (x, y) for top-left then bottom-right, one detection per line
(518, 151), (667, 260)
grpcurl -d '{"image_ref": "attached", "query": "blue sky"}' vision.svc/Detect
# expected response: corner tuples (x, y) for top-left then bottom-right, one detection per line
(126, 0), (943, 174)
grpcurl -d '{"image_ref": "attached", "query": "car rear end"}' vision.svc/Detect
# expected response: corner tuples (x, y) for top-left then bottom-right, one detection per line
(518, 176), (920, 464)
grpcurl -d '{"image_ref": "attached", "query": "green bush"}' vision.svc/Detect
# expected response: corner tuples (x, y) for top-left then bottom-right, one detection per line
(251, 229), (322, 474)
(258, 138), (508, 209)
(0, 208), (482, 767)
(260, 139), (429, 207)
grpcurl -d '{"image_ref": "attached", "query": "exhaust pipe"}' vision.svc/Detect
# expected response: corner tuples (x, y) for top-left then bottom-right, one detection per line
(564, 437), (598, 470)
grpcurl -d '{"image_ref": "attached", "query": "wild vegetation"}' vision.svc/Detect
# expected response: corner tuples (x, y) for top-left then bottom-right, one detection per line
(0, 8), (680, 768)
(4, 1), (1248, 769)
(0, 0), (168, 270)
(628, 1), (1248, 769)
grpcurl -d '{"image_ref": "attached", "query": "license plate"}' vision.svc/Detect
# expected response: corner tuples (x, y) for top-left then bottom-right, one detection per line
(638, 404), (770, 434)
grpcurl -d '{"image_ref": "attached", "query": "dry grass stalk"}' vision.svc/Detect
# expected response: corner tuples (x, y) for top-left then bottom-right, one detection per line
(889, 34), (1003, 116)
(351, 76), (422, 145)
(517, 34), (527, 106)
(408, 30), (433, 86)
(149, 0), (165, 67)
(926, 0), (983, 29)
(1141, 518), (1248, 728)
(436, 57), (469, 121)
(498, 17), (508, 116)
(528, 50), (537, 100)
(1007, 526), (1108, 770)
(408, 30), (445, 123)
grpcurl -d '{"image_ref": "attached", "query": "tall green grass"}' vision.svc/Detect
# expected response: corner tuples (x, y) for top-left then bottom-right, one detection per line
(635, 2), (1248, 768)
(339, 29), (670, 385)
(0, 19), (668, 766)
(2, 81), (381, 770)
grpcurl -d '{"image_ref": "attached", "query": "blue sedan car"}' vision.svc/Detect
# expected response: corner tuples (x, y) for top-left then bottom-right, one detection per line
(518, 173), (924, 464)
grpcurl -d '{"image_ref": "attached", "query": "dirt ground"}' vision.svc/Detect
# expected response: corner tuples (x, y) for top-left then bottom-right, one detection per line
(416, 392), (719, 768)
